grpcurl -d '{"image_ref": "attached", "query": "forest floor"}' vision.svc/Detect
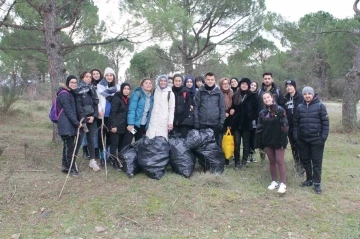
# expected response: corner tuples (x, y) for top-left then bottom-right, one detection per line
(0, 100), (359, 239)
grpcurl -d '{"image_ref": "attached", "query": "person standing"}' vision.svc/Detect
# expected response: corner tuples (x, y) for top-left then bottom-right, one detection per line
(172, 74), (193, 137)
(218, 77), (233, 149)
(127, 78), (154, 141)
(248, 81), (259, 163)
(294, 87), (329, 194)
(109, 83), (133, 171)
(195, 75), (204, 90)
(74, 71), (100, 172)
(194, 72), (226, 145)
(146, 75), (175, 140)
(284, 80), (304, 175)
(255, 92), (288, 193)
(229, 78), (258, 169)
(230, 77), (239, 93)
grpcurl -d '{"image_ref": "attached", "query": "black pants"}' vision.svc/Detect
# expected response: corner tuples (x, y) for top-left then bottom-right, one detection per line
(297, 139), (325, 184)
(234, 130), (250, 165)
(61, 135), (79, 169)
(173, 125), (193, 138)
(249, 128), (256, 155)
(288, 128), (301, 167)
(78, 121), (97, 159)
(110, 131), (134, 161)
(135, 125), (146, 141)
(200, 125), (220, 146)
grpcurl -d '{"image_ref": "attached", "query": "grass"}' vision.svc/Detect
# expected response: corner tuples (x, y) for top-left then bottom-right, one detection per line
(0, 100), (360, 238)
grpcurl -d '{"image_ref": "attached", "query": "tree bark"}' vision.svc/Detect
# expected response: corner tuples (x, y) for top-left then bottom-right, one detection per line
(342, 44), (360, 132)
(40, 0), (67, 142)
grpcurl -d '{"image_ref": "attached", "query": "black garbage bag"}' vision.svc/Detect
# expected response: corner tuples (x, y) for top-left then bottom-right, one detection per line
(194, 142), (225, 174)
(137, 136), (170, 180)
(185, 128), (215, 149)
(168, 136), (196, 178)
(118, 144), (141, 178)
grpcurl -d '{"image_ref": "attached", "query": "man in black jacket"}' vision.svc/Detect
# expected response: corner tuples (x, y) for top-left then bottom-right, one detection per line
(194, 72), (226, 145)
(284, 80), (304, 175)
(294, 86), (329, 194)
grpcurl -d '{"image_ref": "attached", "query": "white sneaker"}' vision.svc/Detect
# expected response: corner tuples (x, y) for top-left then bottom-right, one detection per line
(267, 181), (279, 190)
(277, 183), (286, 193)
(89, 159), (100, 171)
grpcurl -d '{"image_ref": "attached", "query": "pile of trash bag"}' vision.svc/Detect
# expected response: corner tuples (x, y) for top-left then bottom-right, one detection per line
(168, 135), (196, 178)
(118, 143), (141, 178)
(137, 136), (170, 180)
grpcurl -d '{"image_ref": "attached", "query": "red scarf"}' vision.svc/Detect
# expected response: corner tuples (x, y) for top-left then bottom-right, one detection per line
(122, 96), (128, 105)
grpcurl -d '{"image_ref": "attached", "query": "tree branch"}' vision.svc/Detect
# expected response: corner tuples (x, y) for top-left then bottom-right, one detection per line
(55, 0), (83, 31)
(312, 29), (360, 37)
(0, 46), (46, 53)
(354, 0), (360, 16)
(63, 38), (130, 55)
(1, 0), (16, 22)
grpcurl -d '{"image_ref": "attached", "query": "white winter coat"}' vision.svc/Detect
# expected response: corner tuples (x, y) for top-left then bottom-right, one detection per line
(146, 86), (175, 140)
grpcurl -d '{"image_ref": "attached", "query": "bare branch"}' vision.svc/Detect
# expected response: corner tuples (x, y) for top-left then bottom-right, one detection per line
(63, 38), (130, 55)
(0, 46), (46, 53)
(1, 0), (15, 23)
(55, 0), (83, 31)
(354, 0), (360, 16)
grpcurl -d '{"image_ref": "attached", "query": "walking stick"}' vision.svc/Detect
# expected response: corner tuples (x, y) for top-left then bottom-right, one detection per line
(59, 118), (84, 199)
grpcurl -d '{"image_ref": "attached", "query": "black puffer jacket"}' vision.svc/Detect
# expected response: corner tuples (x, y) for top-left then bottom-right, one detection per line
(293, 95), (329, 143)
(230, 91), (258, 131)
(257, 83), (285, 113)
(255, 103), (288, 149)
(194, 86), (226, 127)
(74, 81), (99, 121)
(172, 86), (192, 125)
(284, 91), (303, 129)
(56, 85), (80, 136)
(109, 92), (129, 134)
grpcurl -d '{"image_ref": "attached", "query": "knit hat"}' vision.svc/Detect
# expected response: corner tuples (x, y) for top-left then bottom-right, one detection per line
(302, 86), (314, 96)
(104, 67), (116, 77)
(157, 74), (168, 89)
(239, 78), (251, 90)
(285, 79), (296, 89)
(120, 82), (131, 94)
(66, 75), (77, 87)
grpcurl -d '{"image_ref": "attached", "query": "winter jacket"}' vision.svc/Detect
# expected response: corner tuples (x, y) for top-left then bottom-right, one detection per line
(127, 86), (154, 129)
(74, 81), (99, 122)
(172, 86), (192, 126)
(293, 95), (329, 143)
(257, 83), (285, 113)
(284, 91), (303, 129)
(109, 92), (129, 134)
(255, 103), (288, 149)
(56, 84), (80, 136)
(146, 86), (175, 140)
(96, 79), (120, 118)
(194, 86), (226, 128)
(230, 91), (258, 131)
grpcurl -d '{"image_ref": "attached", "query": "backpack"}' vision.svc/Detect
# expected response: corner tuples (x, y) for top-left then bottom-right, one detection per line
(49, 90), (69, 123)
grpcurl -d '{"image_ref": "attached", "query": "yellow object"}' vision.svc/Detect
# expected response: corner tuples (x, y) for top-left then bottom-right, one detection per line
(222, 128), (234, 159)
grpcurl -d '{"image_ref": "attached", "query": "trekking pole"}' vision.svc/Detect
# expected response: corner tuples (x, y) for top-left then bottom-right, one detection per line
(59, 118), (84, 199)
(101, 117), (108, 182)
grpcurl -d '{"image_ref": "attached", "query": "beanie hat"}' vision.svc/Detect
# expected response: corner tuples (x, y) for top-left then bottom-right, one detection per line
(302, 86), (314, 96)
(104, 67), (116, 77)
(239, 78), (251, 90)
(285, 79), (297, 89)
(66, 75), (77, 87)
(120, 82), (131, 94)
(157, 74), (168, 89)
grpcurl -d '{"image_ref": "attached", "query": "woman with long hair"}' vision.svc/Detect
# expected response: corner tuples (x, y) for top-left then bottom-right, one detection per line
(218, 77), (233, 150)
(255, 92), (288, 193)
(248, 81), (259, 163)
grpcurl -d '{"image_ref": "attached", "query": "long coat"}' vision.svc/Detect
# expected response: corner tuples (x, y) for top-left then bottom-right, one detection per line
(146, 86), (175, 140)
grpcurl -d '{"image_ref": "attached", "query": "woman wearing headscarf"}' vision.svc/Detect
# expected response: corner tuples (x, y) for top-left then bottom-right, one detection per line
(146, 75), (175, 140)
(219, 77), (233, 148)
(184, 76), (196, 106)
(230, 77), (239, 93)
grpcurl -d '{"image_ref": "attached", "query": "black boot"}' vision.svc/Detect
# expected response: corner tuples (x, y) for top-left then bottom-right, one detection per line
(314, 183), (322, 194)
(83, 146), (90, 159)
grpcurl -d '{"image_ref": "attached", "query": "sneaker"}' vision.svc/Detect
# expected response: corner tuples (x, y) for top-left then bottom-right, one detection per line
(61, 166), (69, 174)
(277, 183), (286, 193)
(300, 180), (313, 187)
(69, 168), (79, 177)
(268, 181), (279, 190)
(89, 159), (100, 171)
(314, 184), (322, 194)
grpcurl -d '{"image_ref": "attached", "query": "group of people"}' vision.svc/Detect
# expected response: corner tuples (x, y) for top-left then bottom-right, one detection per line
(55, 68), (329, 195)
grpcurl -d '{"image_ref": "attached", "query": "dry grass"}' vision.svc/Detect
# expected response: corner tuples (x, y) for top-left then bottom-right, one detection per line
(0, 100), (360, 238)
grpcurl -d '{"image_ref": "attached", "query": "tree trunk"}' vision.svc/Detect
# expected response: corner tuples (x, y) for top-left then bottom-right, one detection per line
(183, 58), (194, 76)
(319, 66), (329, 100)
(41, 0), (67, 143)
(342, 45), (360, 132)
